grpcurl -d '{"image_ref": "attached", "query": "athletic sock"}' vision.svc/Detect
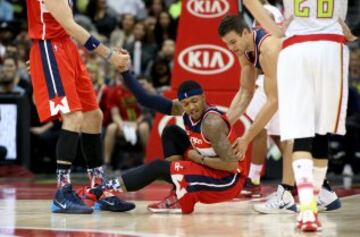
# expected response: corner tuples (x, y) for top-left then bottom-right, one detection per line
(248, 163), (262, 185)
(313, 166), (327, 200)
(56, 129), (80, 188)
(293, 159), (316, 212)
(87, 166), (105, 188)
(57, 169), (71, 188)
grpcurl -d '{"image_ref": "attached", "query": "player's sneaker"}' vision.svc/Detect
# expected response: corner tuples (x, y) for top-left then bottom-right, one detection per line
(297, 210), (322, 232)
(240, 178), (261, 198)
(51, 184), (93, 214)
(77, 186), (135, 212)
(253, 184), (298, 214)
(147, 191), (182, 214)
(317, 181), (341, 212)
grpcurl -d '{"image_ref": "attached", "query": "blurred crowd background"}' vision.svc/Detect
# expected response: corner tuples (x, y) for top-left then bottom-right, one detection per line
(0, 0), (359, 178)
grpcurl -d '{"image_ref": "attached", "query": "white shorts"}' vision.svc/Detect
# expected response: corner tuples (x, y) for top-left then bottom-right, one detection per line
(277, 40), (349, 141)
(245, 75), (280, 136)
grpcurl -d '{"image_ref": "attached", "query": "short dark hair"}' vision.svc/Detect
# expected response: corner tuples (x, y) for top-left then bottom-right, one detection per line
(218, 14), (249, 37)
(177, 80), (203, 100)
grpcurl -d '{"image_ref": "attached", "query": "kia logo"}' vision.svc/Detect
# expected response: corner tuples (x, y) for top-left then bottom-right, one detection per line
(187, 0), (229, 18)
(178, 44), (234, 75)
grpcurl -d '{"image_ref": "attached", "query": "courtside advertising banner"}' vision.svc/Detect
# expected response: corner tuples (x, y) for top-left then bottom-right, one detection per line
(171, 0), (240, 91)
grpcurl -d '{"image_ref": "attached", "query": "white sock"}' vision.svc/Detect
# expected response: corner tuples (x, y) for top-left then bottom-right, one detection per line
(293, 159), (315, 210)
(248, 163), (263, 184)
(313, 166), (328, 197)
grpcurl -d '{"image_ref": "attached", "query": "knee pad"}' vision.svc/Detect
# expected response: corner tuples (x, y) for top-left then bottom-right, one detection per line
(161, 125), (183, 140)
(293, 137), (313, 152)
(312, 134), (329, 159)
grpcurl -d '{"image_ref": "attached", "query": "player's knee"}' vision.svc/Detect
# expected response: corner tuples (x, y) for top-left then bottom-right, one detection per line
(84, 109), (103, 124)
(161, 125), (182, 140)
(62, 111), (84, 131)
(293, 137), (313, 153)
(312, 134), (329, 159)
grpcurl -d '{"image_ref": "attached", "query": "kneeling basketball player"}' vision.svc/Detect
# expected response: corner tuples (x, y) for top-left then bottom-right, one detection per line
(94, 71), (246, 214)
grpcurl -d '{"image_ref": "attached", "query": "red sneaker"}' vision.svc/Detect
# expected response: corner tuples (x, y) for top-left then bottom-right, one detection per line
(147, 192), (182, 214)
(76, 186), (98, 207)
(297, 210), (322, 232)
(240, 178), (262, 198)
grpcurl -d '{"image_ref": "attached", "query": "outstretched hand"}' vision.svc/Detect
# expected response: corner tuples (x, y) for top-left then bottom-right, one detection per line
(110, 48), (131, 72)
(232, 137), (249, 161)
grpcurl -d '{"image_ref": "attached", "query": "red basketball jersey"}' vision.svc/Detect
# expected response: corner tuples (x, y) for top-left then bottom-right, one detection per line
(26, 0), (69, 40)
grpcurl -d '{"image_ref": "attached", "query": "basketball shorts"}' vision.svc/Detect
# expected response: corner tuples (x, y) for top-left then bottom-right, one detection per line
(170, 161), (245, 214)
(245, 75), (280, 136)
(277, 35), (349, 141)
(30, 37), (98, 122)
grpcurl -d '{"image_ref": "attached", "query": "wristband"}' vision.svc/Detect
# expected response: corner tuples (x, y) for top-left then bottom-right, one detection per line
(84, 35), (100, 51)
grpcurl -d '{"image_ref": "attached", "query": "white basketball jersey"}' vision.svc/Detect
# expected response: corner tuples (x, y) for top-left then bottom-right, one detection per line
(283, 0), (348, 37)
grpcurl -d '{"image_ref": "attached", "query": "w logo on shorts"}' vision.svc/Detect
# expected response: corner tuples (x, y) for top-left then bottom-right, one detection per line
(49, 96), (70, 116)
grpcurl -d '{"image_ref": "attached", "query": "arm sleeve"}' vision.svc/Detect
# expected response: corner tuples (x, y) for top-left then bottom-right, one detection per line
(121, 71), (173, 115)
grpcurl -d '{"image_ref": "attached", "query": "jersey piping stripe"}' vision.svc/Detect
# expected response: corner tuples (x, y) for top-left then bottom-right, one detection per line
(39, 41), (65, 98)
(334, 43), (344, 133)
(186, 173), (239, 192)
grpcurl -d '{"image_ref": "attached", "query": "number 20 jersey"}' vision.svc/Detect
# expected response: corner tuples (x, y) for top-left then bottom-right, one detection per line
(283, 0), (348, 37)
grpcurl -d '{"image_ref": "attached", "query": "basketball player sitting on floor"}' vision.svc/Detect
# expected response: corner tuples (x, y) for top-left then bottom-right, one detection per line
(90, 70), (246, 214)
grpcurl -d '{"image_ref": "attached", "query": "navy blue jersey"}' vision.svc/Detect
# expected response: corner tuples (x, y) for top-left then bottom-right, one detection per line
(182, 107), (236, 157)
(244, 28), (270, 70)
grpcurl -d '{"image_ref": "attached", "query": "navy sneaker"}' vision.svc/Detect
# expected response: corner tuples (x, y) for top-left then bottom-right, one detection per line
(51, 184), (93, 214)
(94, 195), (136, 212)
(77, 185), (136, 212)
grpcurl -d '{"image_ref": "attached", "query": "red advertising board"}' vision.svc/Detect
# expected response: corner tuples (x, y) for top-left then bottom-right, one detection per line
(171, 0), (241, 91)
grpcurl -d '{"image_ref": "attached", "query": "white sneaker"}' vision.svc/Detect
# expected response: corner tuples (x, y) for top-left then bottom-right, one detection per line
(253, 185), (298, 214)
(317, 185), (341, 212)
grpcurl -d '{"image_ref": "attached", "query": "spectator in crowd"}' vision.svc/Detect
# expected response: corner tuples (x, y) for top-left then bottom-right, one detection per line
(86, 0), (118, 39)
(110, 14), (136, 49)
(0, 0), (14, 22)
(124, 21), (157, 76)
(144, 15), (157, 44)
(0, 55), (25, 95)
(150, 55), (171, 91)
(148, 0), (166, 18)
(154, 11), (177, 47)
(103, 74), (150, 171)
(158, 39), (175, 70)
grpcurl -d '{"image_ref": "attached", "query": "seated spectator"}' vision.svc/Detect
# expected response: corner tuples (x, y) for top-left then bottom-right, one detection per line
(103, 74), (150, 171)
(86, 0), (118, 39)
(110, 14), (136, 49)
(158, 39), (175, 70)
(124, 21), (157, 76)
(150, 55), (171, 91)
(154, 11), (177, 47)
(148, 0), (166, 18)
(0, 55), (25, 95)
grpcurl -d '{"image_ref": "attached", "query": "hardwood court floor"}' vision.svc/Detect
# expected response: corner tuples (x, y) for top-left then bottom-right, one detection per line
(1, 179), (360, 237)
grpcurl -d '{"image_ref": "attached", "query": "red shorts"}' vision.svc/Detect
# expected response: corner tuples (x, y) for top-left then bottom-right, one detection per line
(30, 37), (98, 122)
(170, 161), (245, 214)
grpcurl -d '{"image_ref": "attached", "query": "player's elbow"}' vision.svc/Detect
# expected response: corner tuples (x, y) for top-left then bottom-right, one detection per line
(62, 20), (79, 36)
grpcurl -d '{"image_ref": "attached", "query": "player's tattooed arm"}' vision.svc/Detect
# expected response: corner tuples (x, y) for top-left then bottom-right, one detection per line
(202, 114), (238, 163)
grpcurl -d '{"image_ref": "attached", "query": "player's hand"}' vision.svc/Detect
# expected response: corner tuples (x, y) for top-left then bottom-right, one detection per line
(338, 18), (358, 42)
(232, 137), (249, 160)
(187, 149), (201, 163)
(109, 49), (131, 72)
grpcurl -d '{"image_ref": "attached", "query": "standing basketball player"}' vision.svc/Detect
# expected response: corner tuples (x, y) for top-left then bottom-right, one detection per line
(243, 0), (351, 231)
(26, 0), (134, 213)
